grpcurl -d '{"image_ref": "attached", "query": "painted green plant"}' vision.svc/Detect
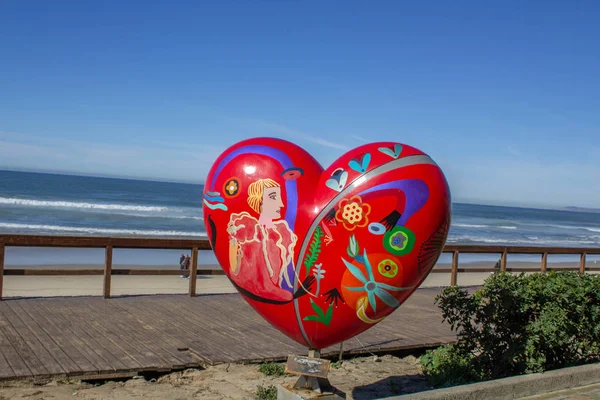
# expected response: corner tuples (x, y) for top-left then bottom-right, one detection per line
(303, 226), (323, 278)
(346, 234), (365, 263)
(347, 234), (359, 258)
(303, 298), (334, 325)
(343, 249), (413, 312)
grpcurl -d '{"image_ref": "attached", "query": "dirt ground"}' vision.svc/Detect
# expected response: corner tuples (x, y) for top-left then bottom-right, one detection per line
(0, 354), (432, 400)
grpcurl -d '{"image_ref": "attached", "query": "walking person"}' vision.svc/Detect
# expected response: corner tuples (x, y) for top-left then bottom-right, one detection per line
(180, 253), (187, 278)
(182, 254), (191, 279)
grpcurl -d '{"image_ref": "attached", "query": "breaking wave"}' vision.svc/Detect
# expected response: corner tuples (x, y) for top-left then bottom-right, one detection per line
(0, 197), (168, 212)
(0, 222), (206, 237)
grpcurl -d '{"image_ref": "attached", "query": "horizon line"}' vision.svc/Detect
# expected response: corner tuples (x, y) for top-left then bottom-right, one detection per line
(1, 167), (596, 213)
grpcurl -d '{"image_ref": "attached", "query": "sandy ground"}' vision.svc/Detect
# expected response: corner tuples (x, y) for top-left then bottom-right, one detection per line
(2, 261), (594, 298)
(0, 354), (430, 400)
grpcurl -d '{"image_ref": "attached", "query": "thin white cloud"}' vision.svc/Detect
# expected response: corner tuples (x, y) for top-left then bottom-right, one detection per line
(0, 131), (221, 182)
(507, 147), (523, 157)
(350, 135), (370, 143)
(249, 121), (350, 151)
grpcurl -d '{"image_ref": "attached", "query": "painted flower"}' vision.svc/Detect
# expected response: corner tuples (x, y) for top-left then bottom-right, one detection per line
(281, 167), (304, 180)
(378, 259), (399, 278)
(383, 226), (415, 256)
(224, 178), (240, 197)
(335, 195), (371, 231)
(343, 250), (412, 313)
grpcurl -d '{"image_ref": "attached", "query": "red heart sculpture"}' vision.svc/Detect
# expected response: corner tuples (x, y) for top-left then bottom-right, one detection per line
(203, 138), (451, 350)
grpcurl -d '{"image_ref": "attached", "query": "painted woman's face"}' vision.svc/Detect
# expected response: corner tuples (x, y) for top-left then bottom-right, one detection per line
(261, 186), (284, 221)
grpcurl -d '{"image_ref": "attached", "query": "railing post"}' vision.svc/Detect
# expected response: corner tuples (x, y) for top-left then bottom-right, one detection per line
(0, 243), (4, 301)
(104, 245), (113, 298)
(451, 250), (459, 286)
(580, 252), (587, 274)
(500, 249), (507, 272)
(541, 252), (548, 273)
(189, 247), (198, 297)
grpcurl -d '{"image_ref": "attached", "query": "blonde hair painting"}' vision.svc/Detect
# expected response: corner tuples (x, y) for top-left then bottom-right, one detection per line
(247, 178), (280, 214)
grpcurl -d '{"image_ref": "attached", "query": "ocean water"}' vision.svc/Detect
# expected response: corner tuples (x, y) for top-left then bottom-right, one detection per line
(1, 170), (599, 266)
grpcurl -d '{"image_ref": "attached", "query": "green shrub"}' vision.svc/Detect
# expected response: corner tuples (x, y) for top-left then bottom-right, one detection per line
(255, 384), (277, 400)
(258, 362), (286, 376)
(421, 271), (600, 387)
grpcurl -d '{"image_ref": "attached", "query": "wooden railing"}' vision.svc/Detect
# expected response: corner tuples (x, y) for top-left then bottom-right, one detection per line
(0, 235), (599, 299)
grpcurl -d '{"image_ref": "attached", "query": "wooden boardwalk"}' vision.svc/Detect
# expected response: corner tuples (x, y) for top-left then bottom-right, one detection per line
(0, 287), (455, 381)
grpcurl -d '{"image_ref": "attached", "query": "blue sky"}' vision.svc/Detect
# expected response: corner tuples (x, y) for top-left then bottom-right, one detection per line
(1, 1), (599, 208)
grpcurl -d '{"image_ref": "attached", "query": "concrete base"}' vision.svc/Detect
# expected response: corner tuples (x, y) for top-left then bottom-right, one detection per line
(387, 362), (600, 400)
(277, 384), (346, 399)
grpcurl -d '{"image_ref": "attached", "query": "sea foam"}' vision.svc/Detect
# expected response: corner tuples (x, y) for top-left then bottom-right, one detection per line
(0, 197), (168, 212)
(0, 222), (205, 237)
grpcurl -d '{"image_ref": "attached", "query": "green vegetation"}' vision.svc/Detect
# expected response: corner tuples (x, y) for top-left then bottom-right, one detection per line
(258, 362), (286, 377)
(421, 271), (600, 387)
(255, 384), (277, 400)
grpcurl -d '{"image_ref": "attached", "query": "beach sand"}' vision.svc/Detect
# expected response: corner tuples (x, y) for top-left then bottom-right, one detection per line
(2, 261), (596, 298)
(0, 354), (430, 399)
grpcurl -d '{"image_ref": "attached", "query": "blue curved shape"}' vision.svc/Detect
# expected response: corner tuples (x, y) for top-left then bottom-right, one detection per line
(203, 199), (228, 211)
(210, 143), (300, 294)
(210, 144), (298, 230)
(358, 179), (429, 226)
(203, 194), (225, 202)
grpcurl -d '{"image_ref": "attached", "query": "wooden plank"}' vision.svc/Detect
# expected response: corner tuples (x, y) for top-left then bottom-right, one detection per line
(3, 234), (600, 255)
(38, 298), (140, 371)
(501, 249), (508, 272)
(15, 300), (100, 376)
(433, 267), (539, 273)
(193, 295), (303, 358)
(4, 300), (81, 376)
(148, 296), (251, 362)
(189, 295), (293, 353)
(4, 269), (103, 276)
(505, 268), (544, 273)
(189, 247), (198, 297)
(104, 245), (113, 298)
(86, 297), (190, 369)
(65, 298), (167, 370)
(0, 289), (458, 379)
(443, 245), (600, 255)
(108, 297), (198, 368)
(541, 252), (548, 273)
(580, 252), (587, 273)
(33, 299), (125, 373)
(0, 243), (4, 300)
(0, 235), (212, 250)
(0, 311), (30, 379)
(3, 268), (223, 276)
(0, 342), (16, 379)
(0, 302), (51, 377)
(450, 251), (459, 286)
(146, 297), (246, 362)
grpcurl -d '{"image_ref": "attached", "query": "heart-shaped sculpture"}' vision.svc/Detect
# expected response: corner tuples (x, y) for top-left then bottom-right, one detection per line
(203, 138), (451, 350)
